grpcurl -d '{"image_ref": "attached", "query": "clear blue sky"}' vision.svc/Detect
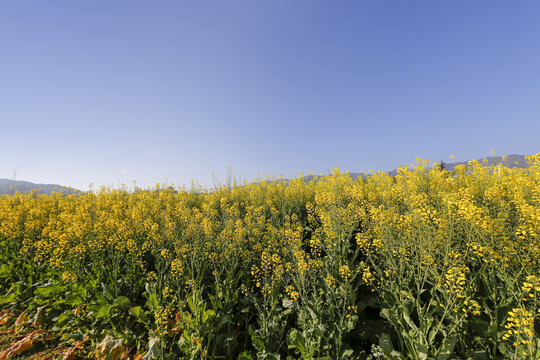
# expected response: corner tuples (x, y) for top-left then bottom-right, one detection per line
(1, 1), (539, 190)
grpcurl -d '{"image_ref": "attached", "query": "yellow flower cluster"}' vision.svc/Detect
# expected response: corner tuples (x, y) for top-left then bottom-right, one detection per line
(462, 299), (481, 317)
(346, 305), (357, 319)
(361, 265), (376, 287)
(522, 275), (540, 302)
(325, 275), (336, 288)
(503, 308), (535, 346)
(171, 258), (183, 281)
(444, 265), (470, 298)
(285, 285), (300, 302)
(339, 265), (351, 280)
(155, 305), (174, 338)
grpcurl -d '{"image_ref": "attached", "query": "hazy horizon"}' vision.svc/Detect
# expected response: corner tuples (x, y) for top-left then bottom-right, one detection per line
(1, 153), (535, 193)
(2, 2), (539, 191)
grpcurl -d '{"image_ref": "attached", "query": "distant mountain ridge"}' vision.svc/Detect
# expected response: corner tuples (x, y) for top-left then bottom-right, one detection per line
(0, 178), (77, 195)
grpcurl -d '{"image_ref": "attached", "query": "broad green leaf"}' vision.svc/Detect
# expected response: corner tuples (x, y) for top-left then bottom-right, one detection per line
(249, 326), (265, 352)
(498, 342), (510, 357)
(313, 325), (325, 338)
(282, 308), (293, 316)
(238, 351), (253, 360)
(217, 314), (233, 329)
(113, 296), (131, 311)
(437, 336), (456, 360)
(346, 315), (358, 331)
(66, 295), (84, 307)
(55, 312), (71, 327)
(34, 284), (65, 296)
(147, 293), (159, 311)
(307, 305), (318, 321)
(402, 311), (419, 333)
(282, 298), (294, 309)
(87, 304), (100, 313)
(96, 304), (113, 319)
(203, 309), (216, 322)
(339, 348), (354, 359)
(0, 264), (11, 278)
(428, 326), (439, 344)
(466, 350), (488, 360)
(101, 283), (114, 301)
(380, 308), (400, 329)
(129, 306), (142, 318)
(414, 343), (428, 360)
(379, 332), (394, 353)
(0, 292), (17, 305)
(287, 328), (306, 353)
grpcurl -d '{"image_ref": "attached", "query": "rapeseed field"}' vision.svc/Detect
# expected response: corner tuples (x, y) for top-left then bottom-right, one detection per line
(0, 155), (539, 359)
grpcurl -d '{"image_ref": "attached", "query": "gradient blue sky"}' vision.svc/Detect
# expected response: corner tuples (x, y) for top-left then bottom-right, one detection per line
(1, 1), (539, 190)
